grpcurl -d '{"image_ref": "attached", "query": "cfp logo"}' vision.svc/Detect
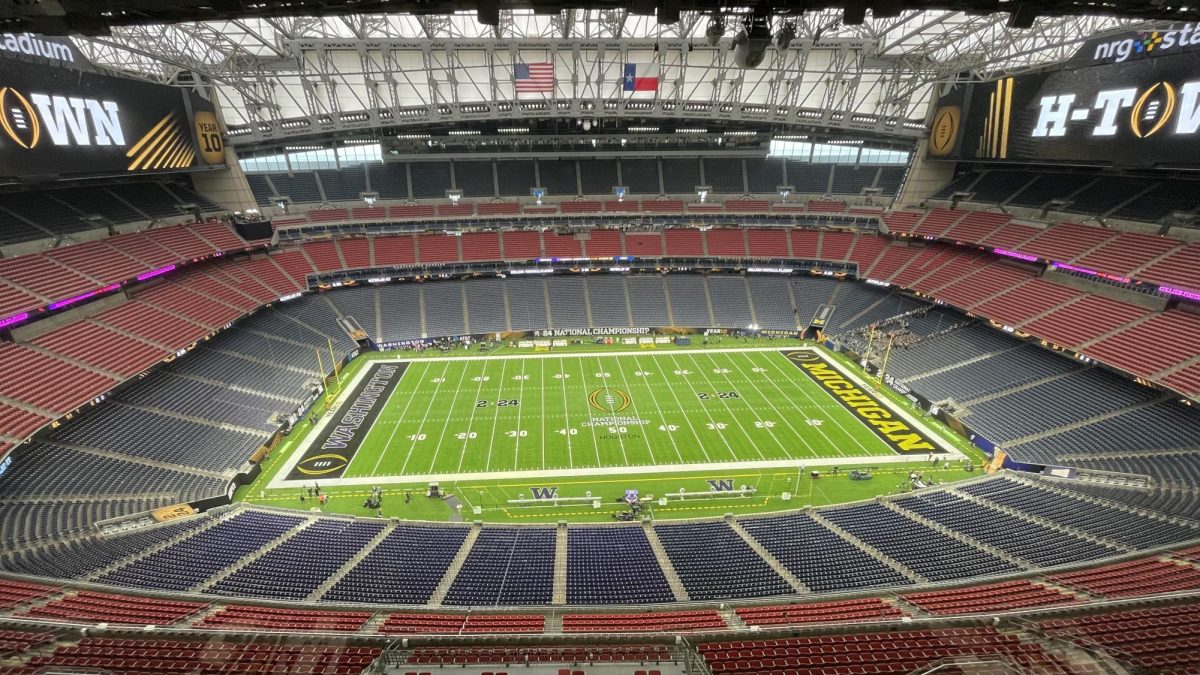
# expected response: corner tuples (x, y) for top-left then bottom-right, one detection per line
(0, 87), (124, 149)
(1032, 80), (1200, 140)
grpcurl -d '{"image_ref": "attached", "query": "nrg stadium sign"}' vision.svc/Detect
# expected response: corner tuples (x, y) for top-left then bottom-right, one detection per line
(928, 26), (1200, 168)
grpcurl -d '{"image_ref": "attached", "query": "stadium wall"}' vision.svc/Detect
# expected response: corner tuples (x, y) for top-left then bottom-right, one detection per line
(894, 139), (954, 210)
(191, 150), (258, 215)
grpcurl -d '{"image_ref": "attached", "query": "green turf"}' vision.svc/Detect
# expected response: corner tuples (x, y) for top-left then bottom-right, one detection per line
(343, 349), (893, 479)
(237, 340), (990, 523)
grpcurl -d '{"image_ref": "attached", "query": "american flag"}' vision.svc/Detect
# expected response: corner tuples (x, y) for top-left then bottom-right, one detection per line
(514, 62), (555, 93)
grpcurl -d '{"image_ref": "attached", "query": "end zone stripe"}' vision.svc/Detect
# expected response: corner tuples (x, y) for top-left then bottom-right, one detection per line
(780, 350), (942, 455)
(286, 362), (408, 480)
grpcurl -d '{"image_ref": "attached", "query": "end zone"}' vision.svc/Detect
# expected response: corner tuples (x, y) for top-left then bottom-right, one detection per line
(281, 362), (407, 481)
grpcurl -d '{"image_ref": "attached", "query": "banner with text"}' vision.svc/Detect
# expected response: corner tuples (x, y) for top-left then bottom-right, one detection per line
(928, 30), (1200, 168)
(0, 57), (225, 179)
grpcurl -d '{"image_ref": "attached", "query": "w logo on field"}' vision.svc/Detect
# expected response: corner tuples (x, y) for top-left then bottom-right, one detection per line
(530, 486), (559, 500)
(588, 387), (631, 413)
(707, 479), (736, 492)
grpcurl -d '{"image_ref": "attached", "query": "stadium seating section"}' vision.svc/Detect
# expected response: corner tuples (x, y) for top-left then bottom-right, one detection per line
(930, 168), (1200, 225)
(0, 177), (1198, 675)
(0, 179), (222, 246)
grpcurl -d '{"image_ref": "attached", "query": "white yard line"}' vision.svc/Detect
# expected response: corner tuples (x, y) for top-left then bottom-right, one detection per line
(511, 359), (527, 471)
(367, 360), (429, 475)
(398, 360), (454, 476)
(455, 359), (492, 473)
(724, 352), (820, 457)
(614, 354), (676, 465)
(575, 357), (604, 469)
(483, 358), (508, 473)
(556, 358), (575, 468)
(425, 358), (474, 475)
(682, 352), (773, 461)
(761, 350), (876, 456)
(592, 356), (629, 467)
(745, 351), (849, 459)
(654, 354), (722, 462)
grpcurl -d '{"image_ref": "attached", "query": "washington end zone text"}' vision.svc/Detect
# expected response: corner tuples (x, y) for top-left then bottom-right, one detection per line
(324, 365), (400, 450)
(285, 362), (407, 480)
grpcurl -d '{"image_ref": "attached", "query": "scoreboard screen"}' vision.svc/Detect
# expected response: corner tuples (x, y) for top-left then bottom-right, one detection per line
(929, 24), (1200, 169)
(0, 40), (225, 180)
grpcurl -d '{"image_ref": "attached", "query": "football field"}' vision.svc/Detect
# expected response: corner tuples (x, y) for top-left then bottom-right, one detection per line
(272, 347), (959, 489)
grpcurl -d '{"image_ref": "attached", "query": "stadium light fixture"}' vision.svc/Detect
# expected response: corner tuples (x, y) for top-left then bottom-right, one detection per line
(696, 187), (710, 203)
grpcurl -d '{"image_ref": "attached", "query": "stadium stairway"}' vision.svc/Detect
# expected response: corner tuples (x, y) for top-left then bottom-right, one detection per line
(193, 519), (316, 593)
(701, 278), (718, 328)
(86, 512), (235, 582)
(1005, 395), (1173, 452)
(959, 367), (1084, 409)
(50, 441), (231, 481)
(726, 519), (808, 594)
(902, 341), (1026, 384)
(308, 522), (398, 602)
(209, 344), (320, 377)
(1010, 474), (1200, 528)
(1153, 352), (1200, 381)
(428, 525), (482, 607)
(553, 524), (568, 606)
(18, 344), (124, 382)
(1077, 311), (1159, 350)
(951, 491), (1131, 553)
(879, 500), (1036, 571)
(579, 280), (594, 328)
(641, 522), (690, 602)
(168, 370), (303, 407)
(116, 401), (267, 438)
(806, 511), (928, 584)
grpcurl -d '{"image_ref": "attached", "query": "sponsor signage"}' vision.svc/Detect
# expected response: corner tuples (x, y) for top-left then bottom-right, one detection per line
(287, 362), (406, 480)
(781, 350), (942, 454)
(0, 56), (225, 179)
(928, 36), (1200, 168)
(0, 33), (85, 68)
(151, 503), (198, 523)
(532, 327), (651, 337)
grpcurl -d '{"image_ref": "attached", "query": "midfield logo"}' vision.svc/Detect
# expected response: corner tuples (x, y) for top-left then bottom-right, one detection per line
(588, 387), (631, 413)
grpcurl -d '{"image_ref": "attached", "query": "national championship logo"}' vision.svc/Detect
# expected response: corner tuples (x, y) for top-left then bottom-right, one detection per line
(0, 87), (40, 149)
(1129, 81), (1177, 138)
(587, 387), (631, 413)
(928, 105), (960, 157)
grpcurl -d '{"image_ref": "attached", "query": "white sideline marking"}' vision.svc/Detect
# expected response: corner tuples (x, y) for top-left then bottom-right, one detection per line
(268, 346), (964, 489)
(277, 454), (931, 488)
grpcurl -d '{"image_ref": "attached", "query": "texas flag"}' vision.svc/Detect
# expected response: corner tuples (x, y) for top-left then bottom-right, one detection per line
(623, 63), (660, 92)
